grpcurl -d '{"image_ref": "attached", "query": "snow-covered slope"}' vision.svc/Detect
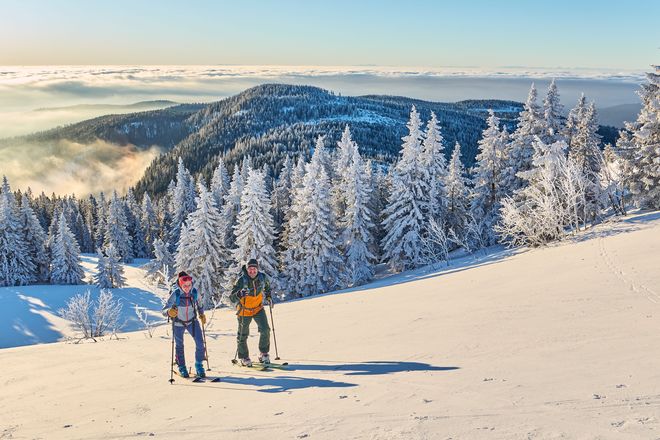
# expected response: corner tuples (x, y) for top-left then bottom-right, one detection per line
(1, 212), (659, 439)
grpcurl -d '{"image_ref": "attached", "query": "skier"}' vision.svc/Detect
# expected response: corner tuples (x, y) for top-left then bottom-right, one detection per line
(163, 271), (207, 378)
(229, 258), (273, 366)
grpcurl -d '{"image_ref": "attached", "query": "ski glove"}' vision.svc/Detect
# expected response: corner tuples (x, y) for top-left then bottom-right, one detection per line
(199, 313), (207, 326)
(265, 295), (273, 306)
(167, 306), (178, 319)
(237, 289), (249, 298)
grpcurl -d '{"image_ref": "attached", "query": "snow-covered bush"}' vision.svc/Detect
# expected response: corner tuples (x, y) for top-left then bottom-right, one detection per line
(134, 304), (156, 338)
(59, 290), (123, 341)
(496, 140), (589, 247)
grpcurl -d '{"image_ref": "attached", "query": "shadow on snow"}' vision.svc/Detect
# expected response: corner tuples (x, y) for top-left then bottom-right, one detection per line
(217, 375), (357, 393)
(197, 361), (458, 393)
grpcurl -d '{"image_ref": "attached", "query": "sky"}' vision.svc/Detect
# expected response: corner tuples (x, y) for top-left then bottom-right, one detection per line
(1, 0), (658, 69)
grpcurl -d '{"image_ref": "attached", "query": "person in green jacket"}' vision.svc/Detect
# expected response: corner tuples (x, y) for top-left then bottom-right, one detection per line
(229, 258), (273, 366)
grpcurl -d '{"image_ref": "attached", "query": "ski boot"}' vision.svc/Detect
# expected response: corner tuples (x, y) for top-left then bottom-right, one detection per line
(178, 365), (189, 378)
(194, 361), (206, 378)
(240, 357), (253, 367)
(259, 352), (271, 365)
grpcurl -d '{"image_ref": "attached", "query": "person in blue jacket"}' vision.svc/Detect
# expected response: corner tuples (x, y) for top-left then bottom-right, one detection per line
(162, 271), (207, 378)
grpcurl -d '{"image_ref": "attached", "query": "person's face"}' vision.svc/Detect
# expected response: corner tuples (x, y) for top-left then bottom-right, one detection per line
(180, 278), (193, 293)
(247, 266), (258, 278)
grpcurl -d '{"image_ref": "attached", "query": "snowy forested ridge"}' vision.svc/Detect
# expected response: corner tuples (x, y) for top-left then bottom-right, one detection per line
(1, 69), (657, 307)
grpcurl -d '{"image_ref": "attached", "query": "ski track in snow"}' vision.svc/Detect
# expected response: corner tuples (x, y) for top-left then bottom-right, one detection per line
(596, 222), (660, 304)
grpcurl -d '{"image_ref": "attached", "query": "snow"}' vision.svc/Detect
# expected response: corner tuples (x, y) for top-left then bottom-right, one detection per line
(1, 212), (660, 438)
(0, 254), (168, 348)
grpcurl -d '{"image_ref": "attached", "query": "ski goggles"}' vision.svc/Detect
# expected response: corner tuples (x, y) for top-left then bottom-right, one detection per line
(179, 276), (193, 282)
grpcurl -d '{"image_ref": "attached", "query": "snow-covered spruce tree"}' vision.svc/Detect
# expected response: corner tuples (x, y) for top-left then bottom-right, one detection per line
(81, 195), (97, 253)
(280, 156), (307, 294)
(420, 111), (448, 225)
(176, 182), (227, 306)
(144, 238), (175, 286)
(503, 83), (545, 193)
(381, 105), (430, 271)
(564, 93), (587, 147)
(225, 169), (278, 295)
(140, 193), (158, 258)
(568, 101), (603, 221)
(221, 166), (244, 250)
(272, 155), (294, 235)
(45, 205), (61, 258)
(104, 191), (133, 263)
(50, 212), (85, 285)
(94, 192), (108, 250)
(295, 144), (343, 296)
(541, 79), (566, 145)
(0, 178), (34, 286)
(366, 162), (389, 261)
(61, 197), (83, 247)
(311, 135), (334, 182)
(623, 66), (660, 209)
(210, 158), (231, 210)
(470, 110), (508, 247)
(95, 244), (126, 288)
(94, 249), (111, 289)
(169, 157), (197, 248)
(240, 155), (253, 183)
(444, 142), (471, 242)
(600, 144), (627, 215)
(340, 142), (376, 286)
(105, 244), (126, 288)
(332, 125), (359, 221)
(125, 189), (148, 259)
(76, 211), (94, 254)
(19, 194), (49, 282)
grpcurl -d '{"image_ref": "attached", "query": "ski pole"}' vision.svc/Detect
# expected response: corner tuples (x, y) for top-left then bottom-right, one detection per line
(193, 298), (211, 371)
(201, 322), (211, 371)
(168, 321), (175, 384)
(268, 301), (281, 360)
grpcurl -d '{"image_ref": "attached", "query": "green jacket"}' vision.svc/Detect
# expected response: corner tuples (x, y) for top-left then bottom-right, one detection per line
(229, 266), (272, 316)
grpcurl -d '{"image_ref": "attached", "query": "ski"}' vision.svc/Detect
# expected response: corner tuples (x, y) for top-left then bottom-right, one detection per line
(172, 369), (204, 382)
(171, 371), (221, 383)
(231, 359), (270, 371)
(194, 376), (222, 383)
(252, 362), (289, 370)
(171, 368), (219, 382)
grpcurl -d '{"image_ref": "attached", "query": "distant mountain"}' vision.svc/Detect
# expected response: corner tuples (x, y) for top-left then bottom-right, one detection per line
(4, 103), (205, 149)
(597, 103), (641, 128)
(33, 100), (179, 113)
(135, 84), (526, 196)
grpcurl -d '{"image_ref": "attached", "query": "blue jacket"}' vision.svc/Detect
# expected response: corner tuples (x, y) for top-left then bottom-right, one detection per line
(162, 286), (204, 326)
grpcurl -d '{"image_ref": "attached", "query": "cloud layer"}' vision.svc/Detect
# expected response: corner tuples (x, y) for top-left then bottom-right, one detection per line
(1, 138), (161, 196)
